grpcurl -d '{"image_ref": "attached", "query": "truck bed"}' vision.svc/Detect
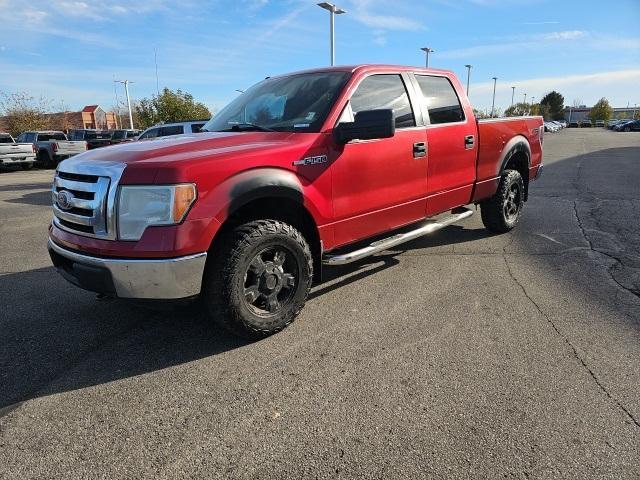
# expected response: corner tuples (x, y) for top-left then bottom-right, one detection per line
(473, 116), (544, 202)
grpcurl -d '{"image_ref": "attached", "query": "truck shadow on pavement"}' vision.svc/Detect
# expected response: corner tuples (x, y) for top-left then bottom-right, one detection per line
(1, 146), (639, 413)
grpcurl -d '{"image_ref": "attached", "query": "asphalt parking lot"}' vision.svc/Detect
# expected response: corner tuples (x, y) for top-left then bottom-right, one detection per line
(1, 129), (639, 479)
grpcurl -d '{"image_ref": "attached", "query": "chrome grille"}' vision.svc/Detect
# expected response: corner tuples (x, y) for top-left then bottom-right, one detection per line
(52, 159), (127, 240)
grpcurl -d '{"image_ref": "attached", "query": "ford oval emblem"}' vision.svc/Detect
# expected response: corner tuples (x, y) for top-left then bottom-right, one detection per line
(57, 190), (73, 210)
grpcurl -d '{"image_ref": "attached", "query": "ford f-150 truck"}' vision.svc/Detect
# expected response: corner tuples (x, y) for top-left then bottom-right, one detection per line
(0, 133), (36, 169)
(48, 65), (543, 338)
(17, 131), (87, 168)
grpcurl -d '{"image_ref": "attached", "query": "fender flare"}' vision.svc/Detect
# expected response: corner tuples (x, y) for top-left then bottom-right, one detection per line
(498, 135), (531, 176)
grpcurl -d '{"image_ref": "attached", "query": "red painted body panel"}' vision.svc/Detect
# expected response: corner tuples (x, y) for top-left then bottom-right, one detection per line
(49, 65), (543, 260)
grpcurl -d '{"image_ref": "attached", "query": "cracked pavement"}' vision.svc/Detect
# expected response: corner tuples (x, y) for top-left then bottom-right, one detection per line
(1, 129), (639, 479)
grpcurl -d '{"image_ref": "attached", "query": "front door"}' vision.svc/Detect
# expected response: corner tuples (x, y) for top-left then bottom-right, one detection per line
(331, 74), (428, 247)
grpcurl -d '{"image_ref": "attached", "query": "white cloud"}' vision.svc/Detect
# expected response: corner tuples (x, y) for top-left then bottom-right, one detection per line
(348, 0), (423, 31)
(467, 69), (640, 111)
(24, 9), (48, 24)
(543, 30), (586, 40)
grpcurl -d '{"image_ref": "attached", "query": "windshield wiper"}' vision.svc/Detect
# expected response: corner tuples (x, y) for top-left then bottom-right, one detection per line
(221, 123), (278, 133)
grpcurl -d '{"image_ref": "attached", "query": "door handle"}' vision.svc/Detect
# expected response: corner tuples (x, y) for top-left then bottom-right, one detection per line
(464, 135), (475, 149)
(413, 141), (427, 158)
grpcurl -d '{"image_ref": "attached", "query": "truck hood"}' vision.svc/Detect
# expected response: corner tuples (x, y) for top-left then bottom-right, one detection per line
(63, 131), (305, 166)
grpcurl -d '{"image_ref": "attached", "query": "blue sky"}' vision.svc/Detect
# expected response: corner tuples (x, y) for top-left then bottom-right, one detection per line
(1, 0), (639, 115)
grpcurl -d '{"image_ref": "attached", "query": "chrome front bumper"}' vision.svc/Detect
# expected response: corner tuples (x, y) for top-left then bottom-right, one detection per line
(48, 239), (207, 299)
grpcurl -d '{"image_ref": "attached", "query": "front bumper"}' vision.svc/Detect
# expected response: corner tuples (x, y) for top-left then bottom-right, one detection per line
(48, 239), (207, 299)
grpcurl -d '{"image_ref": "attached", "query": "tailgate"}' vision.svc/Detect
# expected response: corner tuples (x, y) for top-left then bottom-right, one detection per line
(0, 144), (34, 158)
(56, 141), (87, 155)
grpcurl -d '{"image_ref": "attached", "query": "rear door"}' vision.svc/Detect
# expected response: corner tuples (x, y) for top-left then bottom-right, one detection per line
(413, 74), (477, 215)
(331, 73), (428, 246)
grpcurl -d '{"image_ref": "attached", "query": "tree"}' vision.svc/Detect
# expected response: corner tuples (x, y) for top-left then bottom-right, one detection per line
(540, 91), (564, 120)
(135, 88), (211, 129)
(590, 97), (613, 122)
(0, 91), (52, 136)
(505, 102), (530, 117)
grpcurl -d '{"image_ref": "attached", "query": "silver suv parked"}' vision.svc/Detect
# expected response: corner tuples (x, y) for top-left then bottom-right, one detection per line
(137, 120), (208, 141)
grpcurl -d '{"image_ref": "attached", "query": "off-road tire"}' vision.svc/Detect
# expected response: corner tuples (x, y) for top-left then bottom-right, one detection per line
(480, 169), (524, 233)
(202, 219), (313, 339)
(21, 162), (34, 170)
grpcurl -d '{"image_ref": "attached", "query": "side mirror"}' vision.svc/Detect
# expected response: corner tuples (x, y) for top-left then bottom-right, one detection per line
(334, 109), (395, 144)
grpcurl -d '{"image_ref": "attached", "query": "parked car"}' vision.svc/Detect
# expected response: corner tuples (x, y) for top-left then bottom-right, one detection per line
(544, 122), (559, 132)
(137, 120), (208, 141)
(110, 129), (141, 144)
(617, 120), (640, 132)
(595, 120), (605, 128)
(68, 129), (113, 149)
(580, 120), (593, 128)
(568, 121), (579, 127)
(557, 120), (567, 128)
(17, 131), (87, 168)
(613, 120), (636, 131)
(607, 119), (622, 129)
(0, 133), (36, 170)
(48, 64), (543, 338)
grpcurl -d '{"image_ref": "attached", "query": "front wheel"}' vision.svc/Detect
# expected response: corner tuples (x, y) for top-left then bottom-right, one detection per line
(202, 219), (313, 338)
(480, 169), (525, 233)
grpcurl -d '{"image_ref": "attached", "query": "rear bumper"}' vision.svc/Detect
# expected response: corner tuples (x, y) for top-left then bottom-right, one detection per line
(48, 239), (207, 299)
(0, 155), (35, 164)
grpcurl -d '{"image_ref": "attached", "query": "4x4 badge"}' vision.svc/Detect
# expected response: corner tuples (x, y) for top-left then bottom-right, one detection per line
(293, 155), (327, 166)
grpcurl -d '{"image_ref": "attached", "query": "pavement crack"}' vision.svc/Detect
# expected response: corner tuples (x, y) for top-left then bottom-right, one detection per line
(502, 255), (640, 429)
(573, 200), (640, 300)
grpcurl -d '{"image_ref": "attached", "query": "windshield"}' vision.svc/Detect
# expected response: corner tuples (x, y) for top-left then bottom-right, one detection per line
(39, 133), (67, 141)
(202, 72), (350, 133)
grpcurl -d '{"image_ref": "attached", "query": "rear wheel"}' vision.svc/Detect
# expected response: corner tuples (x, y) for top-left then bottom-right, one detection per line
(480, 169), (525, 233)
(21, 162), (34, 170)
(38, 152), (54, 169)
(202, 219), (313, 338)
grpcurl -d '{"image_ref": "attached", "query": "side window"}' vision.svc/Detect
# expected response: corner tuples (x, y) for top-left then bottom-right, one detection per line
(349, 74), (416, 129)
(139, 128), (159, 140)
(29, 133), (38, 143)
(415, 75), (465, 125)
(160, 125), (184, 136)
(191, 123), (205, 133)
(16, 134), (25, 142)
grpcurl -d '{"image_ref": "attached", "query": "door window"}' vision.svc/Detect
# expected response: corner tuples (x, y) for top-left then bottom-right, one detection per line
(415, 75), (465, 124)
(139, 128), (160, 140)
(349, 74), (416, 129)
(160, 125), (184, 136)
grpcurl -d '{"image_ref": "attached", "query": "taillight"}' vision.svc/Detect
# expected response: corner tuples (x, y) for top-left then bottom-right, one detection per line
(32, 144), (36, 153)
(52, 143), (58, 152)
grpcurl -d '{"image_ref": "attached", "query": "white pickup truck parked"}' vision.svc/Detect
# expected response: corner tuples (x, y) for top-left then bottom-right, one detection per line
(17, 131), (87, 168)
(0, 133), (36, 170)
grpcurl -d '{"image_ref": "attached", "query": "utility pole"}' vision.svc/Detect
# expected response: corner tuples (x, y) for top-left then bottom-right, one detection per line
(421, 47), (435, 68)
(491, 77), (497, 118)
(154, 49), (160, 97)
(115, 79), (134, 129)
(112, 74), (120, 129)
(511, 86), (515, 107)
(318, 3), (346, 66)
(464, 64), (472, 96)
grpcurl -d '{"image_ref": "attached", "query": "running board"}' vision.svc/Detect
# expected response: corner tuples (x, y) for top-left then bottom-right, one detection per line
(323, 207), (474, 266)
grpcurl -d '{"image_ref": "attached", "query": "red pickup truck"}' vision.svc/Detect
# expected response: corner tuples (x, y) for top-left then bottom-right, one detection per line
(48, 65), (543, 337)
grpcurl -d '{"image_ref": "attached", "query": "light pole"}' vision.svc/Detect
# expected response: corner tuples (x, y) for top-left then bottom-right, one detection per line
(421, 47), (435, 68)
(511, 86), (515, 107)
(464, 64), (472, 96)
(490, 77), (497, 118)
(318, 3), (346, 66)
(523, 92), (527, 104)
(114, 79), (134, 129)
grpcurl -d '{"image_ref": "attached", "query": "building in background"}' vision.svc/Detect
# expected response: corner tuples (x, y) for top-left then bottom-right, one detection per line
(0, 105), (118, 134)
(564, 106), (638, 123)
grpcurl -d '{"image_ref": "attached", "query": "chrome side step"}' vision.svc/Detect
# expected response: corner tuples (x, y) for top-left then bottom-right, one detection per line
(323, 207), (474, 266)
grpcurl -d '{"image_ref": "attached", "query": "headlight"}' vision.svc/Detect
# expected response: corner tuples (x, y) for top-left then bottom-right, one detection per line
(117, 184), (196, 240)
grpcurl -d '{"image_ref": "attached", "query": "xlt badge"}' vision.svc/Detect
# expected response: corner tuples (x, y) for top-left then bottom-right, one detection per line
(293, 155), (327, 167)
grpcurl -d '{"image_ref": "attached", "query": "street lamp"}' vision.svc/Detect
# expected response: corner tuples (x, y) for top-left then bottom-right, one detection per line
(490, 77), (497, 118)
(114, 79), (134, 129)
(464, 64), (472, 96)
(318, 3), (346, 66)
(511, 86), (515, 107)
(523, 92), (527, 104)
(421, 47), (435, 68)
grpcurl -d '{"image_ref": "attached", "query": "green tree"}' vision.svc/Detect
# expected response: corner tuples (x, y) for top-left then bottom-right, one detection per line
(135, 88), (211, 129)
(590, 97), (613, 122)
(0, 91), (52, 136)
(540, 91), (564, 120)
(505, 102), (530, 117)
